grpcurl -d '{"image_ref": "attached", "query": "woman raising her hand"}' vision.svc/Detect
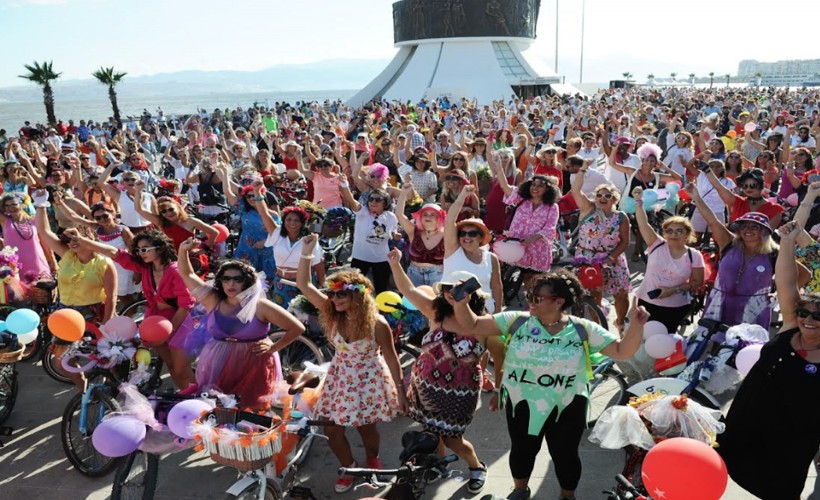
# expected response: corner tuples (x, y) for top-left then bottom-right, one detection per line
(296, 233), (405, 494)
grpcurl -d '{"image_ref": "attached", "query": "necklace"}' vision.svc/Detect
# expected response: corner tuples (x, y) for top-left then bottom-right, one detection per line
(747, 196), (764, 203)
(797, 332), (820, 358)
(540, 316), (565, 327)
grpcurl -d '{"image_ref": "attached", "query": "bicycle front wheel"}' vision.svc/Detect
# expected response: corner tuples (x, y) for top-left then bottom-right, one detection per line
(573, 295), (609, 331)
(61, 387), (122, 476)
(270, 332), (325, 378)
(0, 364), (19, 425)
(224, 477), (283, 500)
(587, 366), (628, 428)
(111, 450), (159, 500)
(42, 342), (72, 385)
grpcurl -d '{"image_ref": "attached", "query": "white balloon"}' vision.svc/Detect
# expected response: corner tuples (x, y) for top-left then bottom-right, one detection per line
(642, 321), (668, 340)
(645, 334), (677, 359)
(16, 328), (38, 346)
(735, 344), (764, 376)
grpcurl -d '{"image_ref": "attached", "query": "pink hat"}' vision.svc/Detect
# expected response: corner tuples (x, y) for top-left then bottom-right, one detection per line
(411, 204), (446, 228)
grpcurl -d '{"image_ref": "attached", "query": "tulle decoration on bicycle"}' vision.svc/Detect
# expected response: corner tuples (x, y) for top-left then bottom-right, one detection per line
(589, 394), (724, 451)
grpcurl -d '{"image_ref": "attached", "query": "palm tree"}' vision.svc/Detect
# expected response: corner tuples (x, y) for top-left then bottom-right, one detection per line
(708, 72), (715, 89)
(689, 73), (696, 85)
(92, 67), (128, 127)
(647, 73), (655, 84)
(670, 72), (678, 81)
(622, 72), (633, 81)
(725, 73), (731, 87)
(18, 61), (62, 126)
(754, 71), (763, 87)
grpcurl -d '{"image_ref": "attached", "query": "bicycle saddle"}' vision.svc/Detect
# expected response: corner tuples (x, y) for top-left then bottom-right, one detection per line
(398, 431), (439, 463)
(35, 280), (58, 291)
(286, 371), (322, 395)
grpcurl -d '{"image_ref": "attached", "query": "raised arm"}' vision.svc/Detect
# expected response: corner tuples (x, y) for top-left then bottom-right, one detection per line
(794, 182), (820, 231)
(296, 234), (329, 309)
(776, 221), (802, 331)
(570, 167), (594, 213)
(33, 192), (69, 257)
(338, 175), (361, 212)
(631, 187), (660, 247)
(684, 182), (733, 249)
(218, 164), (238, 206)
(132, 181), (163, 227)
(97, 158), (123, 201)
(450, 293), (502, 337)
(250, 179), (279, 235)
(489, 155), (513, 196)
(386, 249), (434, 318)
(177, 238), (217, 310)
(607, 148), (638, 175)
(395, 184), (416, 237)
(444, 184), (474, 257)
(703, 166), (736, 208)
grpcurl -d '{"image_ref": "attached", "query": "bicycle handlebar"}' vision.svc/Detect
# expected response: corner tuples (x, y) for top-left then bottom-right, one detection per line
(338, 453), (458, 479)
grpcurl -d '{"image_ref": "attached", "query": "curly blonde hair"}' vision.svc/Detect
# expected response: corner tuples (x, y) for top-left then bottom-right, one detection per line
(319, 269), (378, 342)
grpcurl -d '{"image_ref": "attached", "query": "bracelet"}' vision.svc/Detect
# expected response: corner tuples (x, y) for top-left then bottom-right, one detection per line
(300, 254), (313, 260)
(339, 183), (350, 189)
(34, 202), (51, 209)
(634, 199), (644, 206)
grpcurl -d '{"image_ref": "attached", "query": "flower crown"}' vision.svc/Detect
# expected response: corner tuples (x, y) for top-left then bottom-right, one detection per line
(325, 281), (368, 294)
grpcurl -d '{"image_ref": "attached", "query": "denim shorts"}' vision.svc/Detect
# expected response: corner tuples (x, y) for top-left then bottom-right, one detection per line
(406, 263), (443, 287)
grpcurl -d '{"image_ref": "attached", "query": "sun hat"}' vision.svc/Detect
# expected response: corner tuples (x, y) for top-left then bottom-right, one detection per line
(443, 169), (468, 183)
(728, 212), (771, 233)
(615, 136), (633, 146)
(411, 203), (446, 227)
(434, 270), (480, 294)
(454, 218), (491, 245)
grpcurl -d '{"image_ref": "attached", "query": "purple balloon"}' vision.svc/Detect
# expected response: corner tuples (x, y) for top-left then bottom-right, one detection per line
(167, 399), (212, 439)
(92, 416), (146, 457)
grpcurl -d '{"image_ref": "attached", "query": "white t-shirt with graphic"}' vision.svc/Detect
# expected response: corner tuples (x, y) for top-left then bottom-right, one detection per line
(351, 208), (398, 263)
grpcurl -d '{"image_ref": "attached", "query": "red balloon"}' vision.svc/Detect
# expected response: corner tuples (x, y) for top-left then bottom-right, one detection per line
(578, 265), (604, 290)
(139, 316), (173, 343)
(213, 223), (229, 243)
(678, 189), (692, 202)
(642, 437), (728, 500)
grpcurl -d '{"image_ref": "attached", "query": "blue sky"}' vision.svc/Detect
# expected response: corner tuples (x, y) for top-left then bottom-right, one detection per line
(1, 0), (817, 88)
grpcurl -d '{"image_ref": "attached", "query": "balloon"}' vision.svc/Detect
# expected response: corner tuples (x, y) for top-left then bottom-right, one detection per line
(642, 321), (668, 340)
(642, 437), (728, 500)
(139, 316), (173, 343)
(0, 320), (6, 332)
(375, 291), (403, 313)
(7, 308), (40, 335)
(134, 348), (152, 366)
(213, 223), (229, 243)
(642, 189), (659, 208)
(786, 193), (799, 207)
(167, 399), (213, 439)
(492, 240), (525, 264)
(678, 188), (692, 202)
(104, 316), (138, 341)
(16, 328), (38, 346)
(92, 416), (146, 457)
(744, 122), (757, 133)
(726, 130), (737, 138)
(665, 181), (681, 195)
(664, 193), (680, 211)
(645, 333), (677, 359)
(401, 296), (418, 311)
(735, 344), (763, 376)
(417, 285), (436, 298)
(46, 309), (84, 342)
(578, 265), (604, 290)
(620, 196), (636, 214)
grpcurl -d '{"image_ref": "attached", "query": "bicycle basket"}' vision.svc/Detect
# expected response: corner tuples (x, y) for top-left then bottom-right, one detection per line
(0, 339), (24, 363)
(192, 407), (283, 472)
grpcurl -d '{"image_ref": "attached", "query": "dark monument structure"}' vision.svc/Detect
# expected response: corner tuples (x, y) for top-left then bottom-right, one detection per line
(348, 0), (563, 106)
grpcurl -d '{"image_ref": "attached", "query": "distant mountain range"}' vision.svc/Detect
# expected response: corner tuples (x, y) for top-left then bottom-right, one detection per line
(0, 59), (390, 103)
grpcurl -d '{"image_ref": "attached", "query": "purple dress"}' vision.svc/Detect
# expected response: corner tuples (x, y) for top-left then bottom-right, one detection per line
(4, 218), (51, 282)
(701, 246), (773, 329)
(195, 304), (282, 409)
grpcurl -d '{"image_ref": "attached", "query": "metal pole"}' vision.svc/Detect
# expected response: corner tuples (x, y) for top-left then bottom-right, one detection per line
(555, 0), (559, 73)
(579, 0), (586, 83)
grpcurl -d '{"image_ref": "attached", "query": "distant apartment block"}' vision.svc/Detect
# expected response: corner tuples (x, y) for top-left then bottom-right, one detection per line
(738, 59), (820, 87)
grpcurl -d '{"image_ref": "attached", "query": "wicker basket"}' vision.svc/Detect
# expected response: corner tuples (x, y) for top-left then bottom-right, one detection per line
(194, 407), (283, 473)
(30, 280), (56, 305)
(0, 340), (24, 364)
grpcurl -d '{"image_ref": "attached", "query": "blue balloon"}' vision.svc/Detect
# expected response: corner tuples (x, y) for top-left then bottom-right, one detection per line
(666, 182), (681, 195)
(620, 196), (636, 214)
(642, 189), (659, 208)
(6, 308), (39, 335)
(664, 193), (680, 211)
(402, 296), (418, 311)
(0, 320), (5, 332)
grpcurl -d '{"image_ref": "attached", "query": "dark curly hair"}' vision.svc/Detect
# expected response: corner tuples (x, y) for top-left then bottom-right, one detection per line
(432, 291), (487, 323)
(130, 230), (177, 266)
(517, 174), (561, 204)
(529, 269), (583, 311)
(211, 260), (259, 301)
(736, 168), (765, 187)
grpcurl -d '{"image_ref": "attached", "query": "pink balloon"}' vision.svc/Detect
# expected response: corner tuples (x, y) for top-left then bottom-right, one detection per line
(92, 416), (146, 457)
(104, 316), (138, 341)
(167, 399), (213, 439)
(735, 344), (763, 376)
(645, 334), (677, 359)
(744, 122), (757, 133)
(492, 240), (525, 264)
(642, 321), (668, 340)
(139, 316), (173, 343)
(786, 193), (799, 207)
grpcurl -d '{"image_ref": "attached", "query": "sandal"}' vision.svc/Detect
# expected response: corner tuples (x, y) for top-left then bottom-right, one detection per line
(467, 462), (487, 493)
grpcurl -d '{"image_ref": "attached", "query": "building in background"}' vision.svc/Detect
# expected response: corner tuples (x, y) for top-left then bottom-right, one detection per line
(348, 0), (574, 107)
(738, 59), (820, 87)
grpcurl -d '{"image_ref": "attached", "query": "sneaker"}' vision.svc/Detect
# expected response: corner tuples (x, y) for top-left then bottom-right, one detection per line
(506, 487), (531, 500)
(423, 463), (449, 483)
(481, 372), (495, 392)
(467, 462), (487, 494)
(335, 460), (357, 494)
(365, 456), (383, 470)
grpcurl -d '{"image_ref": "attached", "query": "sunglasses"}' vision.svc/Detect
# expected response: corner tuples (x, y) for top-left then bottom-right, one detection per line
(326, 290), (350, 299)
(544, 151), (556, 155)
(317, 163), (331, 168)
(122, 178), (138, 183)
(796, 308), (820, 321)
(136, 246), (158, 254)
(663, 227), (687, 235)
(368, 197), (385, 203)
(160, 207), (176, 214)
(59, 234), (74, 244)
(737, 223), (762, 231)
(595, 192), (613, 199)
(94, 213), (111, 221)
(741, 184), (761, 190)
(525, 292), (559, 304)
(458, 230), (482, 238)
(445, 176), (464, 182)
(219, 275), (247, 284)
(452, 157), (465, 162)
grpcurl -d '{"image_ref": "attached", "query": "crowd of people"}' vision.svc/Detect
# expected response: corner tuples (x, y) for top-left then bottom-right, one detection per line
(3, 84), (820, 499)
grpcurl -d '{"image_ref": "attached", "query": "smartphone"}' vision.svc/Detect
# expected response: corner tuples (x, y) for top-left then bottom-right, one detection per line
(451, 277), (481, 302)
(696, 160), (710, 172)
(647, 288), (663, 299)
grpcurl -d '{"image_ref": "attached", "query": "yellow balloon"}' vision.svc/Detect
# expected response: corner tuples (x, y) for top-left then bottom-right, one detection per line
(135, 348), (152, 366)
(375, 291), (402, 313)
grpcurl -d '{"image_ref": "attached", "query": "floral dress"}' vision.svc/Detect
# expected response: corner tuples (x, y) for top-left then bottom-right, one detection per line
(573, 209), (631, 295)
(503, 191), (559, 272)
(407, 328), (484, 437)
(796, 241), (820, 294)
(234, 209), (276, 282)
(314, 329), (400, 427)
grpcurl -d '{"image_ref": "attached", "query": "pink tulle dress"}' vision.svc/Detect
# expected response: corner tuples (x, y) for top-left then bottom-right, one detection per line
(194, 304), (282, 409)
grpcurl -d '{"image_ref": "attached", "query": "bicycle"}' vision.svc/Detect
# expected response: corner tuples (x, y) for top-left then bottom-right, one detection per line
(602, 473), (648, 500)
(586, 357), (629, 428)
(338, 430), (459, 500)
(0, 331), (24, 447)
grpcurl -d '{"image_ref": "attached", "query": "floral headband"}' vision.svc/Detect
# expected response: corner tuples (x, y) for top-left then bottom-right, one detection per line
(325, 281), (368, 294)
